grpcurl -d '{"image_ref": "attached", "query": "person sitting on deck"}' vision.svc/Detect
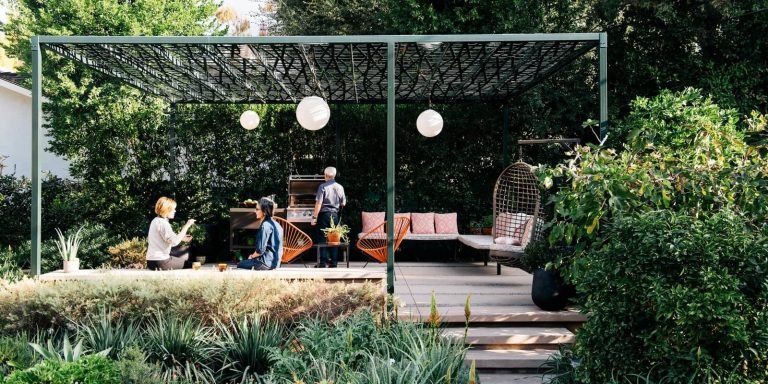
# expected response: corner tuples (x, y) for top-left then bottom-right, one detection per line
(237, 197), (283, 270)
(146, 196), (195, 270)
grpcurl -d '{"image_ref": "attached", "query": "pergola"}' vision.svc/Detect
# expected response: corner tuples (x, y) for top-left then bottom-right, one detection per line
(30, 33), (608, 294)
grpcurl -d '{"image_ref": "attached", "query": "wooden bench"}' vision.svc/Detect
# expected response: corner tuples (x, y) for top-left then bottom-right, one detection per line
(458, 235), (526, 275)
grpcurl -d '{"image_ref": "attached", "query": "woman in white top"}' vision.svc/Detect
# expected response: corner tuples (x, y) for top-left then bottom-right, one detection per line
(146, 196), (195, 270)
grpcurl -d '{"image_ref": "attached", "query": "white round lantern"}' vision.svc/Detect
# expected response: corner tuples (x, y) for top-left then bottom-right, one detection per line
(296, 96), (331, 131)
(416, 109), (443, 137)
(239, 110), (260, 130)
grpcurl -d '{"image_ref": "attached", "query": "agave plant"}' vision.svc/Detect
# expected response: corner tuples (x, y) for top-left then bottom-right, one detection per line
(213, 312), (284, 382)
(29, 333), (110, 362)
(77, 307), (139, 359)
(142, 311), (216, 381)
(54, 226), (84, 262)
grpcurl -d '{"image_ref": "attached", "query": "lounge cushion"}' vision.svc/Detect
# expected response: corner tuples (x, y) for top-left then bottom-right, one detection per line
(458, 235), (493, 250)
(435, 212), (459, 234)
(411, 212), (436, 234)
(361, 211), (385, 233)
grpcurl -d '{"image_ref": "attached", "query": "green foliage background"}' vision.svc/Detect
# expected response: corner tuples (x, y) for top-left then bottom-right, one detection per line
(1, 0), (767, 262)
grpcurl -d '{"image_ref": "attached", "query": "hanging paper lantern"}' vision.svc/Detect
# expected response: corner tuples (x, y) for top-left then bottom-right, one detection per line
(239, 110), (260, 130)
(296, 96), (331, 131)
(416, 109), (443, 137)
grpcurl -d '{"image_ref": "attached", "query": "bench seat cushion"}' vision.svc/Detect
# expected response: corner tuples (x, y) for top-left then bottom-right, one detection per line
(358, 233), (459, 241)
(457, 235), (493, 250)
(489, 243), (525, 253)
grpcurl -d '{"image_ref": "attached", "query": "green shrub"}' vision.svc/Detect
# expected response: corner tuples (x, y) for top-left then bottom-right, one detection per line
(114, 347), (164, 384)
(0, 276), (383, 335)
(8, 222), (122, 273)
(107, 238), (147, 269)
(545, 89), (768, 252)
(0, 333), (37, 377)
(571, 210), (768, 383)
(4, 354), (121, 384)
(0, 246), (25, 284)
(0, 174), (88, 251)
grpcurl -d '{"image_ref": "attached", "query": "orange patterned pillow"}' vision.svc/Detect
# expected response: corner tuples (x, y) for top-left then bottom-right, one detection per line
(411, 212), (436, 234)
(361, 211), (385, 233)
(434, 212), (459, 234)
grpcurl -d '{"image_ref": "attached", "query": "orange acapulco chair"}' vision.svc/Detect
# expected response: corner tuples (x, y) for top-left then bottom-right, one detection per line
(273, 217), (313, 265)
(357, 216), (411, 267)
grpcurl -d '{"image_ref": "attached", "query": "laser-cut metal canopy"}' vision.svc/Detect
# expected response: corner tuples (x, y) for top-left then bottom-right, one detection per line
(40, 34), (600, 104)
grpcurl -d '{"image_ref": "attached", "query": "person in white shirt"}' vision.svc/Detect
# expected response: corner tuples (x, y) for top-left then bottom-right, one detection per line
(146, 196), (195, 270)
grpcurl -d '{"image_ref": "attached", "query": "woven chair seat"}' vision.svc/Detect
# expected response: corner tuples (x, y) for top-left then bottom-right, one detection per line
(273, 217), (313, 264)
(356, 217), (411, 265)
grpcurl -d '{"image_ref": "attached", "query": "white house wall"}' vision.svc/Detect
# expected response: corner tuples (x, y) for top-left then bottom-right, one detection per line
(0, 79), (70, 179)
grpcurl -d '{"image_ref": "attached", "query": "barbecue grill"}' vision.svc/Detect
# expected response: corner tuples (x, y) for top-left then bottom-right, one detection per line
(286, 174), (325, 223)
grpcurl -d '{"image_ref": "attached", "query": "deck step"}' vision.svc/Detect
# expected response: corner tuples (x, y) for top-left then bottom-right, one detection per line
(398, 305), (586, 323)
(444, 327), (575, 347)
(402, 293), (535, 306)
(466, 349), (555, 369)
(476, 373), (548, 384)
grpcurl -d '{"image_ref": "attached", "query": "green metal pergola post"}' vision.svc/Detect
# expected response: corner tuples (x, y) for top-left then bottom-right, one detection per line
(386, 42), (396, 295)
(169, 103), (177, 197)
(599, 32), (608, 139)
(30, 36), (42, 277)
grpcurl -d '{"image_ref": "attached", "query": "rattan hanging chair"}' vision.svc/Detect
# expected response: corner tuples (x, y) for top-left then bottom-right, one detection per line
(489, 161), (545, 272)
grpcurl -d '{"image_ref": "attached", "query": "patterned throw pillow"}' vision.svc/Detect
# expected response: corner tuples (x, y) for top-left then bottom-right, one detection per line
(434, 212), (459, 234)
(513, 217), (530, 242)
(361, 211), (385, 233)
(520, 217), (538, 247)
(411, 212), (436, 234)
(495, 212), (529, 237)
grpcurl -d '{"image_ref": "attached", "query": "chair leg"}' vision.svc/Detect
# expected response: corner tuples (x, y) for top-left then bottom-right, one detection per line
(497, 262), (501, 275)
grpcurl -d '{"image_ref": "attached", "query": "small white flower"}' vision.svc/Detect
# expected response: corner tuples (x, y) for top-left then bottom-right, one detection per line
(389, 358), (395, 365)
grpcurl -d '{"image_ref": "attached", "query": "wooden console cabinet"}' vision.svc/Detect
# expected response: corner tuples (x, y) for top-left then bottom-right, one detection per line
(229, 208), (285, 254)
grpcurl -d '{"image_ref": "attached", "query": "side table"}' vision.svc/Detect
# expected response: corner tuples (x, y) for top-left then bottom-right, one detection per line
(314, 242), (350, 268)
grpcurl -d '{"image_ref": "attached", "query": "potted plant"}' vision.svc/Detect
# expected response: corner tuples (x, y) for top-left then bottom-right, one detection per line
(321, 217), (351, 244)
(520, 240), (575, 311)
(171, 222), (207, 258)
(55, 226), (84, 273)
(469, 214), (494, 235)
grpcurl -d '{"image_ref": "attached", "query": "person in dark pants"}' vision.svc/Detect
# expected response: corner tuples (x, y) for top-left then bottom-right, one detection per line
(146, 196), (195, 270)
(311, 166), (346, 268)
(237, 197), (283, 270)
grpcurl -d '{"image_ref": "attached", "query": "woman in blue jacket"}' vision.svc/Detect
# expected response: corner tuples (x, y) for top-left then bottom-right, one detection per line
(237, 197), (283, 270)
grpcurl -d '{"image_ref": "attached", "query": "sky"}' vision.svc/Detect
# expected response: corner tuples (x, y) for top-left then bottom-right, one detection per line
(0, 1), (263, 27)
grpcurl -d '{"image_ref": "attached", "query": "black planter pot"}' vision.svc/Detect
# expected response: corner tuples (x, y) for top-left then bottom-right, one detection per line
(531, 268), (575, 311)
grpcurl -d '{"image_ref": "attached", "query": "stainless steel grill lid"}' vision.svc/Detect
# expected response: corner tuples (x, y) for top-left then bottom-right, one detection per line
(287, 174), (324, 222)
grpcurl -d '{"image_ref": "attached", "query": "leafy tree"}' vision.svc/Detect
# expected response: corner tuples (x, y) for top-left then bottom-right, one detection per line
(3, 0), (220, 236)
(585, 0), (768, 115)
